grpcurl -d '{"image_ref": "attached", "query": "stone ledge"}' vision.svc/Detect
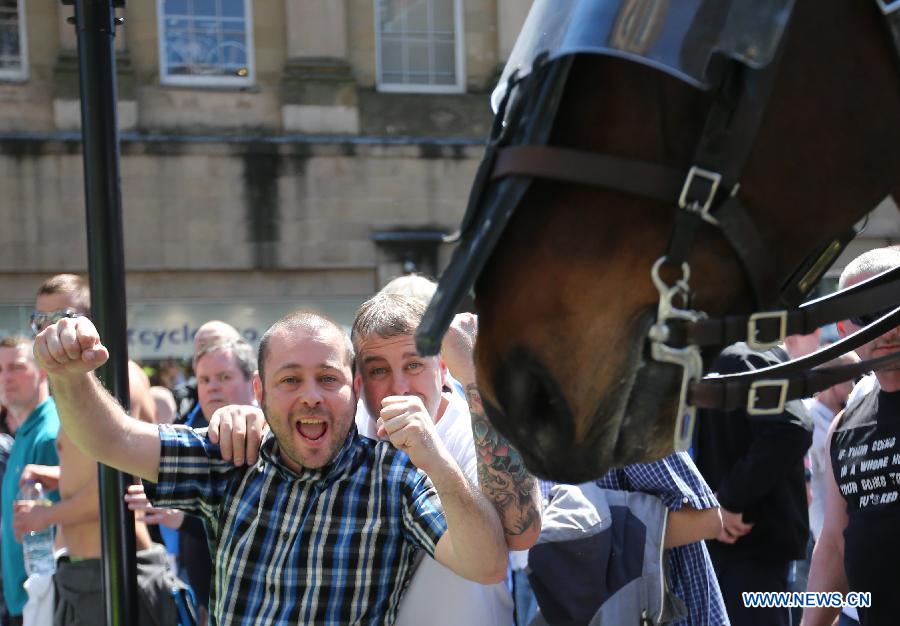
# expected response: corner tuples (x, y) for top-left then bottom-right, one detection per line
(52, 49), (135, 101)
(280, 57), (357, 107)
(359, 89), (493, 137)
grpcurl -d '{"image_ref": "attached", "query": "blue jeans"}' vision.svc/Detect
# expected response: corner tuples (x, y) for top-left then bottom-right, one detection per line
(513, 569), (539, 626)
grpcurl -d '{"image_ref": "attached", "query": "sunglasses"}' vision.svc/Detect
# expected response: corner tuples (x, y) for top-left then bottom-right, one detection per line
(849, 307), (896, 328)
(30, 308), (80, 335)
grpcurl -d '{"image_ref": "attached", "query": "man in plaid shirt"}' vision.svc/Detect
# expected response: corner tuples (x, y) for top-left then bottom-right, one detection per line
(33, 310), (509, 625)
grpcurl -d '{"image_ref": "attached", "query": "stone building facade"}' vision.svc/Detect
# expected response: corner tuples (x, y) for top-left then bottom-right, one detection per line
(0, 0), (531, 359)
(0, 1), (896, 361)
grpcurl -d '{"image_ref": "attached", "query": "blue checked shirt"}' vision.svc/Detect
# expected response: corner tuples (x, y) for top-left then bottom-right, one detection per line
(147, 424), (448, 626)
(596, 452), (730, 626)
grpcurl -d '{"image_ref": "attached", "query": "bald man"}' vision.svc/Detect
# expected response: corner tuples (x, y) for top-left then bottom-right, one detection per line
(804, 247), (900, 626)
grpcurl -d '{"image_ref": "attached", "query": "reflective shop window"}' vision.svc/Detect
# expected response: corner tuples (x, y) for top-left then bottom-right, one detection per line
(158, 0), (254, 86)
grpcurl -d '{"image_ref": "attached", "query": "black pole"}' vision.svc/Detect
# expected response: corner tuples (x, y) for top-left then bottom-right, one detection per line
(64, 1), (137, 625)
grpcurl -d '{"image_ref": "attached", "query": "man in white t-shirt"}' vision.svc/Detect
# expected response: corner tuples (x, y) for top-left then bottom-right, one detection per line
(352, 293), (541, 626)
(804, 351), (859, 541)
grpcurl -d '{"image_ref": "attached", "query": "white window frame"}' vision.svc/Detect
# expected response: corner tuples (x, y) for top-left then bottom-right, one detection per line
(374, 0), (465, 94)
(156, 0), (255, 88)
(0, 0), (28, 82)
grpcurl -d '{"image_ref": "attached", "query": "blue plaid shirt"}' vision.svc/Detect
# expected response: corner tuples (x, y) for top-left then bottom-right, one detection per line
(596, 452), (729, 626)
(148, 424), (447, 626)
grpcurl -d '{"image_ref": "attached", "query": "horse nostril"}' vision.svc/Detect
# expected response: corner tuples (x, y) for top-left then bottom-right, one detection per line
(489, 348), (577, 479)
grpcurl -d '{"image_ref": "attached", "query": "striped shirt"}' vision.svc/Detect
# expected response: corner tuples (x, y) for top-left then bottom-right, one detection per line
(596, 452), (729, 626)
(148, 424), (447, 626)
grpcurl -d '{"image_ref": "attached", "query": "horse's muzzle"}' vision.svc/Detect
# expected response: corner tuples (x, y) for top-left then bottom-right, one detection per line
(484, 341), (679, 483)
(485, 347), (622, 483)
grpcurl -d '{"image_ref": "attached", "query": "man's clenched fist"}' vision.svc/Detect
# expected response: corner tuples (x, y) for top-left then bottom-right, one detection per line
(33, 316), (109, 377)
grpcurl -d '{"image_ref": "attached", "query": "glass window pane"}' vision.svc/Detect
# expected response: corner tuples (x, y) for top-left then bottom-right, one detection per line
(221, 0), (245, 18)
(406, 1), (428, 34)
(164, 0), (188, 15)
(215, 39), (247, 67)
(0, 24), (18, 52)
(382, 71), (405, 84)
(434, 40), (455, 76)
(379, 0), (400, 31)
(194, 18), (219, 33)
(433, 73), (455, 85)
(193, 0), (217, 17)
(381, 40), (403, 75)
(432, 0), (454, 32)
(220, 20), (247, 38)
(407, 42), (428, 74)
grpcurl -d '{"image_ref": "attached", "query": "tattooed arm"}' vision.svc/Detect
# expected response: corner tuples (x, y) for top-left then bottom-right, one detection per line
(442, 314), (542, 551)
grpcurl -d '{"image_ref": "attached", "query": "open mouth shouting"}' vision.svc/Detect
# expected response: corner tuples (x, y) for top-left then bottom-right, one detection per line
(296, 418), (329, 444)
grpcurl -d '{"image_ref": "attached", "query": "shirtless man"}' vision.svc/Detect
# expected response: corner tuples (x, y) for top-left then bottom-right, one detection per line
(13, 274), (168, 625)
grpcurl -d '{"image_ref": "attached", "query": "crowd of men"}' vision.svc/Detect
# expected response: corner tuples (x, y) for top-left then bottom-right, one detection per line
(0, 244), (896, 625)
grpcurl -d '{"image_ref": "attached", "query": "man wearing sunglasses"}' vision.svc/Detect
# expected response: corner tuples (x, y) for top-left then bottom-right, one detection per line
(14, 274), (183, 626)
(804, 247), (900, 626)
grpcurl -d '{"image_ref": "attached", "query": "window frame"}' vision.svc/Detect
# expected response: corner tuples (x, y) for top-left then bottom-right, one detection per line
(0, 0), (28, 82)
(156, 0), (256, 88)
(374, 0), (466, 94)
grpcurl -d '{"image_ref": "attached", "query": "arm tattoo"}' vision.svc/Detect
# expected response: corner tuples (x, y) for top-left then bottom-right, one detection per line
(466, 383), (540, 537)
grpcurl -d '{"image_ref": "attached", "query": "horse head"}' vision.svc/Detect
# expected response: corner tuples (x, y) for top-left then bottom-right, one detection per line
(434, 0), (900, 482)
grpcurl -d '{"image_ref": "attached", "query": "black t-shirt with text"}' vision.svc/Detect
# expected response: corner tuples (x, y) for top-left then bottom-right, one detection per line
(831, 386), (900, 626)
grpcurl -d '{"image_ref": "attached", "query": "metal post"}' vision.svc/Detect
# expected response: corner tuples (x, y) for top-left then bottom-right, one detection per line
(63, 1), (137, 625)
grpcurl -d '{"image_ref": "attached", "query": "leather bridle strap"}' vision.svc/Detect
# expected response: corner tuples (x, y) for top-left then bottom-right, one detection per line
(690, 350), (900, 413)
(491, 145), (683, 203)
(690, 306), (900, 413)
(665, 41), (789, 307)
(665, 268), (900, 349)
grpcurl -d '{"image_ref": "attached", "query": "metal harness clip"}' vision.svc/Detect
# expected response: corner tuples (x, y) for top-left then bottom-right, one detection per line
(649, 258), (705, 452)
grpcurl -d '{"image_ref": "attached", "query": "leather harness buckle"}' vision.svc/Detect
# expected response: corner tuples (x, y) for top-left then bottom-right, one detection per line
(747, 379), (789, 415)
(747, 310), (788, 350)
(678, 165), (722, 223)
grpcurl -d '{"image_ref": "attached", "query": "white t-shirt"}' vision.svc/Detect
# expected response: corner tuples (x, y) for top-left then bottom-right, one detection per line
(808, 375), (880, 541)
(353, 382), (514, 626)
(804, 397), (836, 541)
(836, 375), (879, 624)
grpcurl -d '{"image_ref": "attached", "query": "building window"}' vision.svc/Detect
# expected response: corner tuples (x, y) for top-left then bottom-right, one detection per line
(375, 0), (465, 93)
(157, 0), (254, 87)
(0, 0), (27, 81)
